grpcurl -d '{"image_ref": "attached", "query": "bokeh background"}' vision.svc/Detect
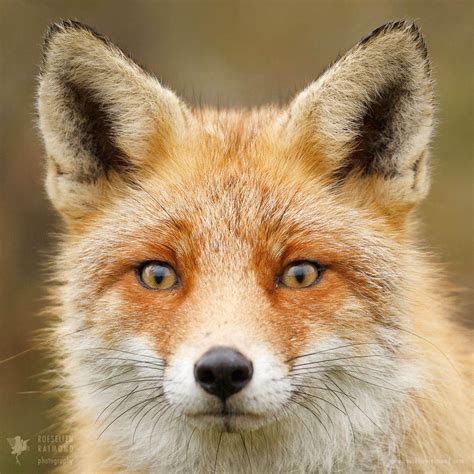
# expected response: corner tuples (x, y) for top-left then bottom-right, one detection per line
(1, 1), (472, 471)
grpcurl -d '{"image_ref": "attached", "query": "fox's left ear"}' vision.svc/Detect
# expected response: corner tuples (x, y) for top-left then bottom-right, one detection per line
(282, 21), (434, 211)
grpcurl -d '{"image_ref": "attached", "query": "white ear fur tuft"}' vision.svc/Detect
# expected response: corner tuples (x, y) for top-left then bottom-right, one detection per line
(283, 21), (434, 208)
(37, 20), (192, 220)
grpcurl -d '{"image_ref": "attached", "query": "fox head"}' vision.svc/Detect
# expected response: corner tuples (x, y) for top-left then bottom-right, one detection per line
(38, 20), (435, 471)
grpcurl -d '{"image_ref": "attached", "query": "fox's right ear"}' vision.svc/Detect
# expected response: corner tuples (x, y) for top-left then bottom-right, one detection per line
(37, 20), (192, 222)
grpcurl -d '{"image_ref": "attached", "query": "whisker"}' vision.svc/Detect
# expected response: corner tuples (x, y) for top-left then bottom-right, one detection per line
(98, 393), (164, 439)
(295, 367), (419, 399)
(89, 356), (164, 368)
(0, 348), (34, 365)
(239, 433), (253, 474)
(185, 427), (197, 463)
(213, 431), (224, 474)
(372, 318), (462, 376)
(289, 398), (330, 438)
(324, 376), (355, 446)
(96, 385), (141, 422)
(342, 371), (418, 397)
(293, 389), (347, 416)
(85, 347), (165, 364)
(324, 374), (387, 435)
(290, 383), (355, 399)
(61, 325), (95, 339)
(300, 393), (336, 430)
(132, 392), (166, 442)
(96, 377), (164, 392)
(149, 402), (174, 447)
(284, 403), (314, 440)
(290, 362), (393, 375)
(291, 354), (397, 369)
(290, 368), (385, 378)
(22, 367), (150, 395)
(286, 343), (384, 363)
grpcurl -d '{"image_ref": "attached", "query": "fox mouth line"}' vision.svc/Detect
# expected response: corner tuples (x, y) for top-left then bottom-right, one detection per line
(188, 410), (266, 433)
(187, 407), (267, 432)
(187, 410), (265, 419)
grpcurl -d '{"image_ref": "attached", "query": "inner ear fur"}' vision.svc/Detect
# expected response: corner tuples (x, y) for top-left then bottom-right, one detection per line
(281, 21), (434, 210)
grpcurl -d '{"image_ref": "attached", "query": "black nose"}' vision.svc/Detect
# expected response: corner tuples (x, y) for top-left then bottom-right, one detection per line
(194, 346), (253, 400)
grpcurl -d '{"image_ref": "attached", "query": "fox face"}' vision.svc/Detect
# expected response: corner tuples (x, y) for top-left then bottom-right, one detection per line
(38, 20), (440, 472)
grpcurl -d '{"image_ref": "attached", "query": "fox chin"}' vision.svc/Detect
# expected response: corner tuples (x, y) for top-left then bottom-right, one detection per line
(37, 19), (473, 473)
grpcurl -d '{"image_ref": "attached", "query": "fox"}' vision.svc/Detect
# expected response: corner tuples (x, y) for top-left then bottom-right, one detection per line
(36, 19), (472, 473)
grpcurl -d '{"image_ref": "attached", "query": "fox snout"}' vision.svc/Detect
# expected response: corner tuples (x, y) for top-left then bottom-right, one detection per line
(194, 346), (254, 401)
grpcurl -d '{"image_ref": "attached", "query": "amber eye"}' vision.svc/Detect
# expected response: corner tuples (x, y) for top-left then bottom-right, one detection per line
(136, 262), (179, 290)
(279, 261), (323, 289)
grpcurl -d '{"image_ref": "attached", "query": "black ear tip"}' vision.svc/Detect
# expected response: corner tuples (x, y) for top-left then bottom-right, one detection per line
(43, 19), (108, 53)
(41, 20), (110, 74)
(359, 20), (428, 59)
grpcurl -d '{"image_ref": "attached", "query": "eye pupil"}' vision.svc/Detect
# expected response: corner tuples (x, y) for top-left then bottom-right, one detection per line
(153, 269), (165, 284)
(280, 261), (323, 289)
(294, 268), (306, 284)
(137, 262), (178, 290)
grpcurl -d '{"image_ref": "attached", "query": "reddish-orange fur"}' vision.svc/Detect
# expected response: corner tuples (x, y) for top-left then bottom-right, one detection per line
(37, 21), (473, 473)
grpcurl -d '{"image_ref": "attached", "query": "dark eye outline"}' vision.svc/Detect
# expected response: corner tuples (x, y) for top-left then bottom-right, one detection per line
(276, 260), (326, 289)
(135, 261), (181, 290)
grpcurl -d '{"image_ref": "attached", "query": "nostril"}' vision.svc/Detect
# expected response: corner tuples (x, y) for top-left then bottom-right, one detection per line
(231, 367), (249, 383)
(197, 367), (215, 384)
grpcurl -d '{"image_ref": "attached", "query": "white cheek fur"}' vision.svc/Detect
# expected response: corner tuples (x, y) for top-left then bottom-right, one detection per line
(64, 320), (424, 473)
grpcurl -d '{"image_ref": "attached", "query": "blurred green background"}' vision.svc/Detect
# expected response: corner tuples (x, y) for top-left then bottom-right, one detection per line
(0, 0), (472, 471)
